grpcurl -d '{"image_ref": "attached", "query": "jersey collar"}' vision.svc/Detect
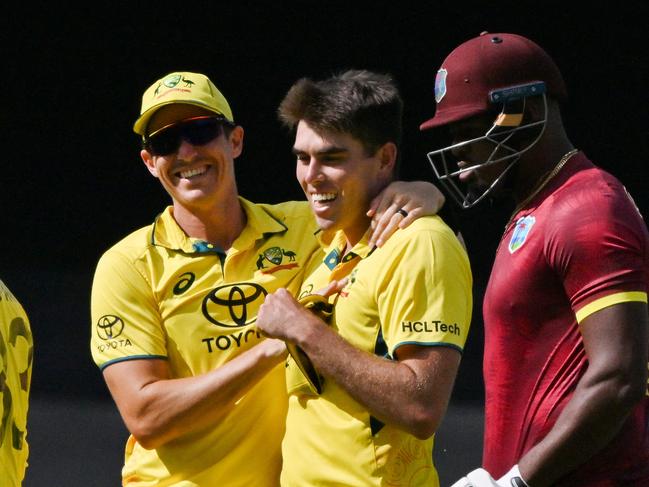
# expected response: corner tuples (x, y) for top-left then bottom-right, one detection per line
(318, 227), (375, 269)
(151, 197), (289, 254)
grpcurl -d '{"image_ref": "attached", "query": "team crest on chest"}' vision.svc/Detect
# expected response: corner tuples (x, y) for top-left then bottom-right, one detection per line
(339, 268), (358, 298)
(508, 216), (536, 253)
(256, 246), (299, 274)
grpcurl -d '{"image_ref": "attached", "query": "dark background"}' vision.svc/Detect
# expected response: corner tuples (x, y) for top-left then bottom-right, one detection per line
(2, 2), (648, 484)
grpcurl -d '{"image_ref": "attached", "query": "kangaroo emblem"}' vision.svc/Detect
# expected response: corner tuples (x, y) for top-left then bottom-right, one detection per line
(256, 247), (299, 272)
(282, 250), (296, 262)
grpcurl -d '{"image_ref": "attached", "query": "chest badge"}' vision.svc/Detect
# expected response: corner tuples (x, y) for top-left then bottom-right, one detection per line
(256, 246), (299, 274)
(508, 216), (536, 254)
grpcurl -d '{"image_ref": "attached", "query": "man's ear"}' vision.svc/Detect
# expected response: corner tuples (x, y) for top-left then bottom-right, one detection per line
(379, 141), (398, 173)
(141, 149), (158, 177)
(229, 126), (244, 158)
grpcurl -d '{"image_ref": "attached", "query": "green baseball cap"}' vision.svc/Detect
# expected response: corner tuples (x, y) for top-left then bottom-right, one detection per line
(133, 71), (234, 135)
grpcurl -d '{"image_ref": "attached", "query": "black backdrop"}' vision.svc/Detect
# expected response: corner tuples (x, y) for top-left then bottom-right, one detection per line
(3, 2), (648, 404)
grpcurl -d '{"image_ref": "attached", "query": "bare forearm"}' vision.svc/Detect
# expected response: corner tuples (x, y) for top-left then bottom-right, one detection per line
(520, 376), (640, 486)
(255, 288), (460, 438)
(107, 339), (285, 449)
(299, 320), (455, 438)
(306, 328), (415, 423)
(521, 303), (649, 486)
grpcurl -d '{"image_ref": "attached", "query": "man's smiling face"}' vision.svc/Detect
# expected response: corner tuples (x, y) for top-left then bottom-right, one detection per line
(293, 120), (392, 245)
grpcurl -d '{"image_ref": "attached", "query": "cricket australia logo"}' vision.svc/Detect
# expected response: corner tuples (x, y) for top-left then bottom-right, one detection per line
(154, 74), (195, 96)
(340, 267), (359, 298)
(509, 216), (536, 253)
(256, 246), (299, 274)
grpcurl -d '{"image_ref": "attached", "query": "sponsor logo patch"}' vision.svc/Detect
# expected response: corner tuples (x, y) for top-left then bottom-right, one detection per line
(202, 283), (267, 328)
(96, 315), (125, 340)
(173, 272), (195, 295)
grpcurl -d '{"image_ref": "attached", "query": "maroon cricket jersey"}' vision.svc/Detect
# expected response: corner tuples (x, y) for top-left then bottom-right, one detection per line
(483, 153), (649, 485)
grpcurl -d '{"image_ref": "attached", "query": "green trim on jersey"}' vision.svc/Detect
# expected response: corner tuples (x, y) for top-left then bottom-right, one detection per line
(98, 354), (168, 372)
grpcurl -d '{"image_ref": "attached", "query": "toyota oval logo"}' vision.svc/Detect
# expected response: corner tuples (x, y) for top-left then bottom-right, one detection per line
(96, 315), (125, 340)
(202, 283), (268, 328)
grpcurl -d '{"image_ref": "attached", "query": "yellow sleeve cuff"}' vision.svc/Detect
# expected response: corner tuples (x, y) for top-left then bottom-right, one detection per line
(576, 291), (647, 324)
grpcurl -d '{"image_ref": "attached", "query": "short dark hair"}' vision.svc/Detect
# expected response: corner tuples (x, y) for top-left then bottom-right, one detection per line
(278, 69), (403, 156)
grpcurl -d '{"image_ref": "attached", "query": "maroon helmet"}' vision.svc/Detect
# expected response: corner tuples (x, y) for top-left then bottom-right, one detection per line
(421, 32), (567, 130)
(421, 32), (567, 208)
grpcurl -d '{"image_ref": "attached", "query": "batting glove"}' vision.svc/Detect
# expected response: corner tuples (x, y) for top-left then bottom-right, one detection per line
(450, 465), (528, 487)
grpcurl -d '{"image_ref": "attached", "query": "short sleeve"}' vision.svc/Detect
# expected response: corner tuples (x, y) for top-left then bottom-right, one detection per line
(376, 225), (473, 356)
(546, 180), (648, 318)
(90, 249), (167, 370)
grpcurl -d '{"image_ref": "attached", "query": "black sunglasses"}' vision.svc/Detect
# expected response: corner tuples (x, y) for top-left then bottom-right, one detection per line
(144, 116), (233, 156)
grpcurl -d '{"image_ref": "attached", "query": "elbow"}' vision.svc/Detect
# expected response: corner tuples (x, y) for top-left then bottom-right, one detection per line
(618, 358), (648, 407)
(600, 367), (648, 416)
(132, 432), (161, 451)
(403, 408), (443, 440)
(408, 420), (439, 441)
(410, 426), (437, 441)
(619, 373), (648, 409)
(125, 417), (168, 450)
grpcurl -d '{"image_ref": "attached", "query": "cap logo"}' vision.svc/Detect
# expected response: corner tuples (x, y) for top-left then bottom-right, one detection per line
(435, 68), (448, 103)
(154, 74), (196, 96)
(163, 74), (182, 88)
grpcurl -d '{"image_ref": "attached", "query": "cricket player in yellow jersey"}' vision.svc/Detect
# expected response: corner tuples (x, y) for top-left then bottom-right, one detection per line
(90, 71), (444, 486)
(0, 279), (33, 487)
(257, 70), (473, 486)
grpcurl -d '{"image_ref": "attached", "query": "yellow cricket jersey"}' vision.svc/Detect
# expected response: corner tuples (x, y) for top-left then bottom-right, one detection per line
(90, 198), (318, 487)
(282, 216), (473, 487)
(0, 280), (33, 487)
